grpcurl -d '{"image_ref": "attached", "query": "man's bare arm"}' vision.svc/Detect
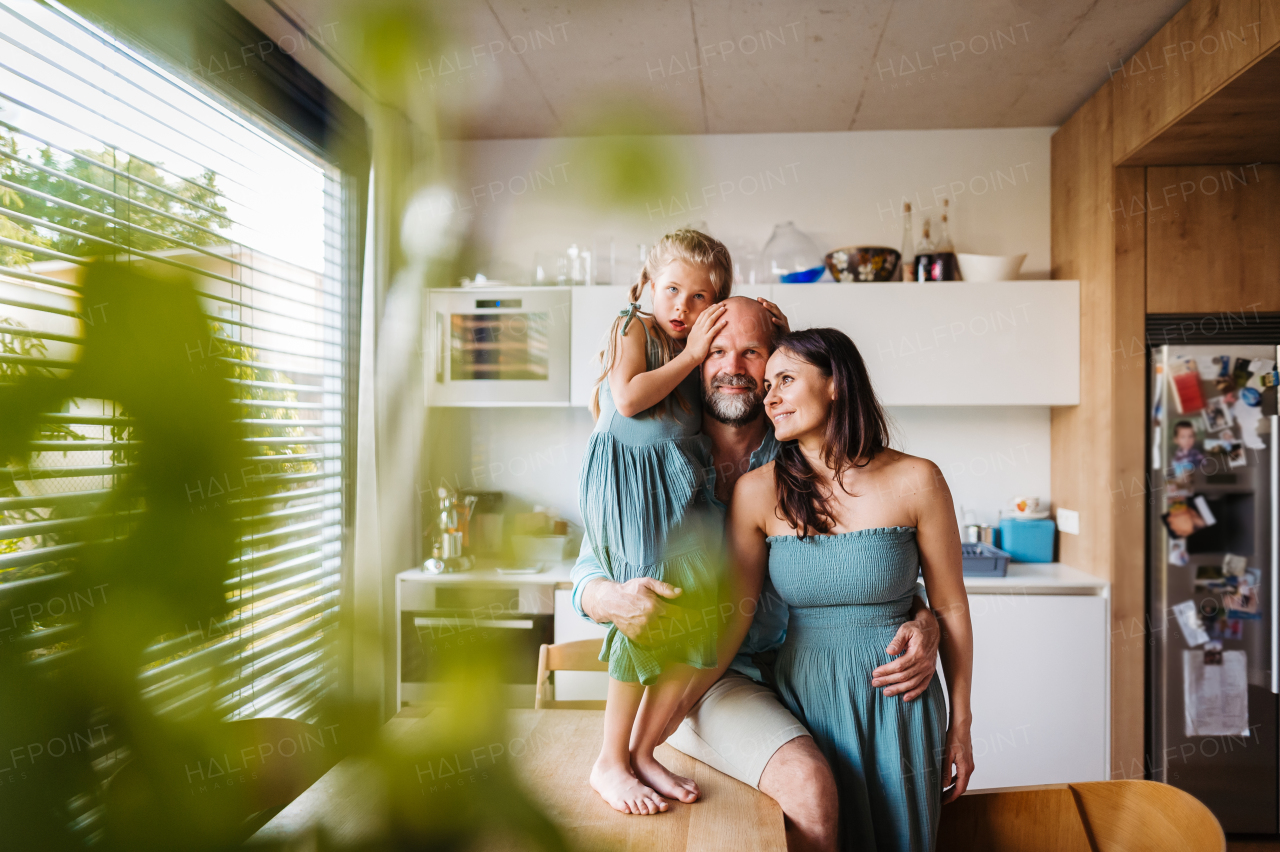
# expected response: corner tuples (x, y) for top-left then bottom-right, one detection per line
(871, 595), (940, 701)
(580, 576), (683, 642)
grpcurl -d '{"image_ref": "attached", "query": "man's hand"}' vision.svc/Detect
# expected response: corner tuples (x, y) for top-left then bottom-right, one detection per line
(581, 576), (683, 643)
(871, 603), (940, 701)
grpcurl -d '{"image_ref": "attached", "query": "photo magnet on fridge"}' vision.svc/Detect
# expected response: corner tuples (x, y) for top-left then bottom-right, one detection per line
(1170, 359), (1206, 414)
(1170, 420), (1205, 479)
(1232, 357), (1253, 389)
(1172, 599), (1211, 647)
(1202, 396), (1234, 432)
(1162, 494), (1217, 541)
(1224, 565), (1262, 619)
(1224, 588), (1261, 619)
(1205, 430), (1248, 467)
(1222, 553), (1248, 577)
(1195, 563), (1230, 591)
(1198, 357), (1226, 380)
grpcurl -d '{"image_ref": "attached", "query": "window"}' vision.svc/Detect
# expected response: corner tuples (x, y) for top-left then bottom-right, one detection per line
(0, 0), (360, 723)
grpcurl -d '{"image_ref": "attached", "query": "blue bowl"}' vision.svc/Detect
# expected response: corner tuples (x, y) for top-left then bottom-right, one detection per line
(779, 265), (826, 284)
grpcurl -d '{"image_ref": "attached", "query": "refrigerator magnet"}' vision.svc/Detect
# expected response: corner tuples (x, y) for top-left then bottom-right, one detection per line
(1202, 396), (1234, 432)
(1173, 599), (1211, 647)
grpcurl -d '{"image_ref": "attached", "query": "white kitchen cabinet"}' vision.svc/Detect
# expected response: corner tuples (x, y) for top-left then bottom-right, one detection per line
(569, 287), (631, 408)
(772, 280), (1079, 405)
(966, 573), (1109, 789)
(553, 589), (609, 701)
(571, 281), (1079, 406)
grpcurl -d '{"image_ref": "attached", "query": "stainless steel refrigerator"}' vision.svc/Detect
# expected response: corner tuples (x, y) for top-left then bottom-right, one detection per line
(1148, 337), (1279, 833)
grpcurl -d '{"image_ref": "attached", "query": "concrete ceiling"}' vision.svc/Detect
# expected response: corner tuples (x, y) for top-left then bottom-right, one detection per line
(248, 0), (1191, 137)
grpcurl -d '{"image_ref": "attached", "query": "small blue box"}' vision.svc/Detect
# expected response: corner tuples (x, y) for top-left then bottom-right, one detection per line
(999, 518), (1056, 563)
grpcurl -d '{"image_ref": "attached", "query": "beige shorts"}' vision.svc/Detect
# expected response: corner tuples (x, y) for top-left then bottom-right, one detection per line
(664, 670), (811, 789)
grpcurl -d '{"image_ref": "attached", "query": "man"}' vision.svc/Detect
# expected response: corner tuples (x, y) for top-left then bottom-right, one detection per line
(572, 296), (941, 852)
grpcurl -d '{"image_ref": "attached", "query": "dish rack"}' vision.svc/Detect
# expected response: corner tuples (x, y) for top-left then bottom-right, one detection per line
(961, 542), (1011, 577)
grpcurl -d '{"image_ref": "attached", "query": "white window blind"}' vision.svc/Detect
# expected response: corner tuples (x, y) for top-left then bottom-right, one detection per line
(0, 0), (355, 724)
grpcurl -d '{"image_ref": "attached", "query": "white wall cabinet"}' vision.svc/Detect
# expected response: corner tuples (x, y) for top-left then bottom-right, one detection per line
(570, 281), (1079, 407)
(966, 588), (1109, 788)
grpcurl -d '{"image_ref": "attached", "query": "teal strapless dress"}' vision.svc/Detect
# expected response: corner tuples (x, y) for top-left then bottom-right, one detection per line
(768, 526), (947, 852)
(579, 314), (718, 685)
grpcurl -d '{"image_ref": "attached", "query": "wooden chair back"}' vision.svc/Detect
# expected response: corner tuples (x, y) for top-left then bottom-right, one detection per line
(1072, 780), (1224, 852)
(534, 639), (608, 709)
(937, 781), (1224, 852)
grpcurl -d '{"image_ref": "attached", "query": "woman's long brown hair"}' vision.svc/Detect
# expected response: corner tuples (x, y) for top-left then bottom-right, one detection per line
(772, 328), (889, 539)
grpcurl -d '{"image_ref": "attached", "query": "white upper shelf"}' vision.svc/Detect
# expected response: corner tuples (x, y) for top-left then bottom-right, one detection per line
(570, 281), (1080, 407)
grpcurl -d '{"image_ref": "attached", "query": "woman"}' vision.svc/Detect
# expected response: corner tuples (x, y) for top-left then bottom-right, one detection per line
(726, 328), (974, 852)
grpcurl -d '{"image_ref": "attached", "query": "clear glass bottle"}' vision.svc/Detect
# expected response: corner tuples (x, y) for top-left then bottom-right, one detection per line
(899, 202), (914, 282)
(932, 199), (958, 281)
(913, 217), (935, 282)
(761, 221), (825, 284)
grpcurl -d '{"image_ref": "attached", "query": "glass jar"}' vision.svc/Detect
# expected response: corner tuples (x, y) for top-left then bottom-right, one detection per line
(761, 221), (825, 284)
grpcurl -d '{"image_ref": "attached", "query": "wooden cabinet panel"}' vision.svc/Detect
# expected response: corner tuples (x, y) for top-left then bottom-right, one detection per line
(1112, 0), (1268, 164)
(1146, 164), (1280, 313)
(1119, 48), (1280, 166)
(1050, 85), (1114, 580)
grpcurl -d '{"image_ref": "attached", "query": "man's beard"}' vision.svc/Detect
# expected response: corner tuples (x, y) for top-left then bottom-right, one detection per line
(703, 372), (764, 427)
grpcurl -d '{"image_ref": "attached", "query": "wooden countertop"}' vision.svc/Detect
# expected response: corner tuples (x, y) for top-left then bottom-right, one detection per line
(252, 707), (785, 851)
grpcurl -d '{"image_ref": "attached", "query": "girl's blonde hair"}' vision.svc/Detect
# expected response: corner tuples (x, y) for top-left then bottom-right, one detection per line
(591, 229), (733, 419)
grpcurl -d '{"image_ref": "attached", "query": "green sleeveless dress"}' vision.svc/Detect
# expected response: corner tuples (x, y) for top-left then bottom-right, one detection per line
(768, 526), (947, 852)
(579, 310), (719, 685)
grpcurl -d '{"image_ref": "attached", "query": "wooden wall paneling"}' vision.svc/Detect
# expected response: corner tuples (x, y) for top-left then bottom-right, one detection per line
(1145, 164), (1280, 313)
(1050, 81), (1115, 586)
(1112, 0), (1267, 164)
(1111, 167), (1149, 784)
(1264, 0), (1280, 48)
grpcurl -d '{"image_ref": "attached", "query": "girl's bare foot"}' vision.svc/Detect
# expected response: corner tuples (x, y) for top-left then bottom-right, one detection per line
(591, 755), (668, 815)
(632, 751), (700, 803)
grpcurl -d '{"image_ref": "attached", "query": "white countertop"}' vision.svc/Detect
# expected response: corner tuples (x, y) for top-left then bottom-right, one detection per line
(397, 560), (574, 588)
(397, 560), (1105, 596)
(963, 562), (1108, 596)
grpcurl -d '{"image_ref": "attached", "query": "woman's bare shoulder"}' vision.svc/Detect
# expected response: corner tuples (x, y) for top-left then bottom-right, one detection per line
(733, 462), (776, 504)
(876, 450), (951, 510)
(738, 460), (775, 487)
(879, 448), (941, 477)
(729, 462), (777, 530)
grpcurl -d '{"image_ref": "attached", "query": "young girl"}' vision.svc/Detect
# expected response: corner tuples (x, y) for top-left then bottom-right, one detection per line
(581, 229), (732, 815)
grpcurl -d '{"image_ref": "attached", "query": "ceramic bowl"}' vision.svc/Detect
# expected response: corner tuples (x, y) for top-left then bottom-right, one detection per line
(956, 252), (1026, 281)
(825, 246), (901, 282)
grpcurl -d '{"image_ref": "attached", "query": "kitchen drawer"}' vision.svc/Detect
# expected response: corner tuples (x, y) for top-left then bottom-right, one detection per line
(398, 577), (556, 614)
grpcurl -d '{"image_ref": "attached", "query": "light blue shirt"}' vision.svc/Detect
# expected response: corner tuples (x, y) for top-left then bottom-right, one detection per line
(571, 427), (787, 683)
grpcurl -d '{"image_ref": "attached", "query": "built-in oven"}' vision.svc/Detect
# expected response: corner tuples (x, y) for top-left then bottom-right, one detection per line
(426, 287), (571, 406)
(396, 573), (556, 708)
